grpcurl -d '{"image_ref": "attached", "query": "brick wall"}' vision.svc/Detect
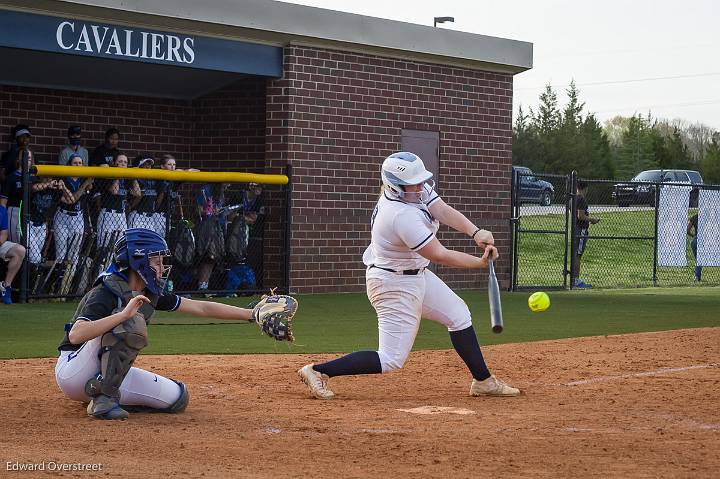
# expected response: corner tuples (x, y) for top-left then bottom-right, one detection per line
(266, 46), (513, 294)
(0, 85), (193, 165)
(0, 80), (267, 170)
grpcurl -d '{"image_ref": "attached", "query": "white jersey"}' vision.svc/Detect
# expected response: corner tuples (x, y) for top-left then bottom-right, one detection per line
(363, 184), (441, 271)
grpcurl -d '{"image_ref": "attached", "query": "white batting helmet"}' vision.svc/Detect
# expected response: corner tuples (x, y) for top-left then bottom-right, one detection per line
(381, 152), (434, 202)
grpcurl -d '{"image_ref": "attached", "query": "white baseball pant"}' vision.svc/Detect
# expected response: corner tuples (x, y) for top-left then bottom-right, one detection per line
(53, 209), (84, 262)
(96, 210), (127, 248)
(55, 336), (181, 408)
(366, 268), (472, 373)
(27, 222), (47, 264)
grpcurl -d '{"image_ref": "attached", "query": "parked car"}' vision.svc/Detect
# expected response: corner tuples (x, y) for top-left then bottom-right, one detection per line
(512, 166), (555, 206)
(612, 169), (703, 207)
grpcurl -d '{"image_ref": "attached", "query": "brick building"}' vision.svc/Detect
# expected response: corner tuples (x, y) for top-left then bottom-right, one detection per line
(0, 0), (532, 294)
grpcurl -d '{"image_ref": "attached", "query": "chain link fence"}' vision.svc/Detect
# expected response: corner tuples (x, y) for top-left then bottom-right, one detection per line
(511, 169), (720, 290)
(1, 163), (291, 302)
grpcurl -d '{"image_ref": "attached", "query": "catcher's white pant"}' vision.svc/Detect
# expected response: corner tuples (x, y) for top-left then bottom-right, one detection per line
(366, 268), (472, 373)
(53, 209), (84, 262)
(55, 336), (181, 408)
(27, 222), (47, 264)
(96, 209), (127, 248)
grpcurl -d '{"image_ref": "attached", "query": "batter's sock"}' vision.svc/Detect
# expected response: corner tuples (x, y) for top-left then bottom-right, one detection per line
(450, 326), (491, 381)
(313, 351), (382, 377)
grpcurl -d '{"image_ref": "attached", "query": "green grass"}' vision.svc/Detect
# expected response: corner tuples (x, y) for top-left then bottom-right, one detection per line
(516, 209), (716, 288)
(1, 288), (719, 359)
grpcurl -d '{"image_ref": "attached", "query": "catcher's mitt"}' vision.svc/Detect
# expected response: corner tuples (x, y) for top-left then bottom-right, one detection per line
(251, 294), (297, 341)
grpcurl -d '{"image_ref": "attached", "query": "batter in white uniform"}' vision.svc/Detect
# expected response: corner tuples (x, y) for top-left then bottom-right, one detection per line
(298, 152), (520, 399)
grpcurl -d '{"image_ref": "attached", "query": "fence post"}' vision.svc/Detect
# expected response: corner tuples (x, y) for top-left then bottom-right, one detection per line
(652, 182), (660, 286)
(562, 172), (572, 289)
(19, 157), (30, 303)
(568, 171), (578, 289)
(283, 163), (293, 294)
(510, 167), (519, 291)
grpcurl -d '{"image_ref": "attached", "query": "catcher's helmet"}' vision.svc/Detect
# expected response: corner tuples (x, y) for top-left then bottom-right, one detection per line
(381, 152), (434, 202)
(113, 228), (171, 295)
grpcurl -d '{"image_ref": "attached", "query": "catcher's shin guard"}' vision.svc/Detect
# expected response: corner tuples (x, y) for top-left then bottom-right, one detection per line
(166, 380), (190, 413)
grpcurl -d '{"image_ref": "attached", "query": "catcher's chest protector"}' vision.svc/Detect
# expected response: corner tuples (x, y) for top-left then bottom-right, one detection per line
(101, 274), (158, 321)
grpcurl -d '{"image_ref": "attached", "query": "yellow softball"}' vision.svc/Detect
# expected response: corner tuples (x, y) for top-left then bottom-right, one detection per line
(528, 292), (550, 312)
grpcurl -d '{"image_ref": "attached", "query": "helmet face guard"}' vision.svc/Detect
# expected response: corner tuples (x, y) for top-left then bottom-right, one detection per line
(113, 228), (172, 295)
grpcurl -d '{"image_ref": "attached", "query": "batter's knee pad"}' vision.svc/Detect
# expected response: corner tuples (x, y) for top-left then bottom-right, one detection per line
(377, 350), (408, 373)
(98, 314), (148, 398)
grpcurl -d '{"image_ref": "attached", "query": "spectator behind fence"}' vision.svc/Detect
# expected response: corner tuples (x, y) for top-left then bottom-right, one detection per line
(90, 128), (120, 167)
(27, 177), (63, 265)
(1, 147), (37, 243)
(54, 155), (93, 284)
(195, 183), (228, 293)
(58, 125), (89, 166)
(688, 212), (702, 282)
(242, 182), (266, 287)
(573, 180), (600, 288)
(156, 154), (199, 238)
(96, 153), (139, 248)
(128, 154), (161, 234)
(1, 124), (32, 182)
(0, 202), (27, 304)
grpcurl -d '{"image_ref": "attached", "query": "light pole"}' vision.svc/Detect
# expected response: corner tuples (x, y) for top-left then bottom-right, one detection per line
(433, 16), (454, 28)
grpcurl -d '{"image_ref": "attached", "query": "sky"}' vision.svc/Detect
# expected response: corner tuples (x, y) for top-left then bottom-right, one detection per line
(278, 0), (720, 130)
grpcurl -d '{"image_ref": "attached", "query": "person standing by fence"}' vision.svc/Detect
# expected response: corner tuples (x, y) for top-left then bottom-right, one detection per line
(688, 212), (702, 282)
(573, 180), (600, 288)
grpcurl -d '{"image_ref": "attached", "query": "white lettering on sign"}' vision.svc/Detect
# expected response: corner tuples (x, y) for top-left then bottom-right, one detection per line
(55, 20), (196, 64)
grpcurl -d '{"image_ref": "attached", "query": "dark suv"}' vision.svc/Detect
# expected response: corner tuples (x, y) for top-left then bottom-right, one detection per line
(512, 166), (555, 206)
(612, 169), (704, 207)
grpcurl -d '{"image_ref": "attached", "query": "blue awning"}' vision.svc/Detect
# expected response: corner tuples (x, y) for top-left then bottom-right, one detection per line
(0, 9), (283, 98)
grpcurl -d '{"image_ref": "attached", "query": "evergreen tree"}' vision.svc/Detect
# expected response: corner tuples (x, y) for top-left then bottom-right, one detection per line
(614, 115), (656, 179)
(699, 137), (720, 184)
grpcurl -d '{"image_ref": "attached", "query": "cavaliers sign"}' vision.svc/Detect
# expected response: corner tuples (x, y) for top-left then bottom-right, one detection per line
(0, 9), (282, 76)
(56, 21), (196, 64)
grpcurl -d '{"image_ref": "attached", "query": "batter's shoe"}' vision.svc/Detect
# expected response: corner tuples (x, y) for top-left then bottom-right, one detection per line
(470, 376), (520, 397)
(298, 364), (335, 399)
(87, 394), (129, 420)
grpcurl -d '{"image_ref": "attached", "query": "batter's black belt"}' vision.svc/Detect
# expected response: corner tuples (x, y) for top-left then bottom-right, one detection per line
(369, 265), (425, 275)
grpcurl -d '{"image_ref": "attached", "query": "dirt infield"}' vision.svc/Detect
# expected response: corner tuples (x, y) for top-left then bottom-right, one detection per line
(2, 328), (718, 478)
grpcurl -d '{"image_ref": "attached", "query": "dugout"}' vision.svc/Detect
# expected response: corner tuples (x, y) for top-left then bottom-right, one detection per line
(0, 0), (532, 294)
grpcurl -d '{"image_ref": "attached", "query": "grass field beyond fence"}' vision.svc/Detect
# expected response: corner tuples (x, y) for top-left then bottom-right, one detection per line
(516, 208), (718, 288)
(1, 288), (718, 359)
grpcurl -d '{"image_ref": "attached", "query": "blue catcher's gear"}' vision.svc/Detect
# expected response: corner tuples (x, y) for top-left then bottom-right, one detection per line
(380, 152), (435, 203)
(112, 228), (171, 295)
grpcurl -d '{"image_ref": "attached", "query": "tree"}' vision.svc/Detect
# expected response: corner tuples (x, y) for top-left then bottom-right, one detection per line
(512, 105), (543, 171)
(699, 137), (720, 184)
(613, 115), (656, 179)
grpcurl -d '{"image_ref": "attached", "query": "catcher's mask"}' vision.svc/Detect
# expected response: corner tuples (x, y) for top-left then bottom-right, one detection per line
(381, 152), (435, 203)
(112, 228), (172, 295)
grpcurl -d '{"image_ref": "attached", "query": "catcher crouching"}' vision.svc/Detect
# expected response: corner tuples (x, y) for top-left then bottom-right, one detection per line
(55, 228), (297, 420)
